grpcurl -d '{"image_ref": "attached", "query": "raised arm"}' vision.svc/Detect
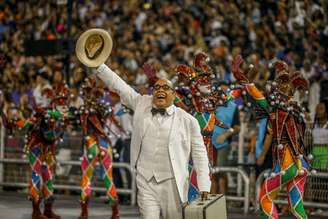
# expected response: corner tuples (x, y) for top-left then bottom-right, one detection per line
(1, 107), (34, 130)
(245, 83), (269, 111)
(14, 109), (66, 130)
(231, 55), (269, 112)
(97, 64), (141, 110)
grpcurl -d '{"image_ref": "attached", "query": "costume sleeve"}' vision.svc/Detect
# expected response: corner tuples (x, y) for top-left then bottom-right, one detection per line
(174, 93), (190, 112)
(190, 116), (211, 192)
(97, 64), (141, 111)
(15, 118), (35, 130)
(226, 88), (242, 101)
(245, 83), (269, 111)
(47, 110), (63, 120)
(1, 108), (35, 130)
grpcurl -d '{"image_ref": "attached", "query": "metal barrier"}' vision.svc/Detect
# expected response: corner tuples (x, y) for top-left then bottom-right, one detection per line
(237, 122), (246, 197)
(212, 166), (250, 214)
(255, 169), (328, 210)
(0, 158), (136, 206)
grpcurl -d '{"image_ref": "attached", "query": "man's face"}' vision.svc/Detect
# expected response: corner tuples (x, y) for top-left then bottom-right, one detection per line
(152, 79), (175, 109)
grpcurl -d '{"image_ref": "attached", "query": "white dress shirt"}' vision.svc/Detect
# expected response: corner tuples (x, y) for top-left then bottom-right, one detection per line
(137, 105), (175, 182)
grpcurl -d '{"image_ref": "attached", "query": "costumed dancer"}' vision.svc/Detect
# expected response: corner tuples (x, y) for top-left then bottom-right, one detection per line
(232, 55), (315, 219)
(69, 75), (120, 219)
(1, 84), (70, 219)
(174, 52), (240, 197)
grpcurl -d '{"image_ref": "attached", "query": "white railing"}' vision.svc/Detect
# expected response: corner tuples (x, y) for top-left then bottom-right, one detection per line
(212, 166), (250, 214)
(0, 158), (136, 206)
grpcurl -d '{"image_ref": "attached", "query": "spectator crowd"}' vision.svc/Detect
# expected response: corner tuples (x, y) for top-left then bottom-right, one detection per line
(0, 0), (327, 118)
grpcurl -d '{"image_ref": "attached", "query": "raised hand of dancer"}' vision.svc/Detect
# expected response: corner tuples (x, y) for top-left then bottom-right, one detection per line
(231, 55), (249, 84)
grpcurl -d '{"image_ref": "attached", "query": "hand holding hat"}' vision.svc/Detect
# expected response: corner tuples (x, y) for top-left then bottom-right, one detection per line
(75, 28), (113, 67)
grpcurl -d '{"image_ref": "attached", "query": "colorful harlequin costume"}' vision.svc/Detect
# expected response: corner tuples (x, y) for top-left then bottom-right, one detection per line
(175, 54), (218, 165)
(142, 54), (239, 199)
(1, 84), (70, 219)
(70, 76), (119, 219)
(232, 55), (314, 219)
(174, 53), (240, 199)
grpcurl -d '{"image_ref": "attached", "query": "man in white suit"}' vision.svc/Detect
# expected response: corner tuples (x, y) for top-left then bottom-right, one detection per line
(95, 63), (211, 218)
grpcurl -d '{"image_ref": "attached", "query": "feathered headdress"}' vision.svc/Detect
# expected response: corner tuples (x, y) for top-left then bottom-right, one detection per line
(273, 60), (289, 83)
(175, 64), (194, 79)
(270, 60), (309, 94)
(289, 71), (309, 91)
(193, 52), (212, 75)
(143, 62), (158, 86)
(175, 52), (214, 91)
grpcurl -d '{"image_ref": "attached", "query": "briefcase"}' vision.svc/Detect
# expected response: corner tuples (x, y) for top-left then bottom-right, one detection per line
(182, 194), (227, 219)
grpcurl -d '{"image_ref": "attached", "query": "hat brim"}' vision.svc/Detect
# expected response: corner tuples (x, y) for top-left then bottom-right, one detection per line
(75, 28), (113, 67)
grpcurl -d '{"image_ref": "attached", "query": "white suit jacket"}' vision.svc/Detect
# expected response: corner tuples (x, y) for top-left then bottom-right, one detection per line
(97, 64), (211, 202)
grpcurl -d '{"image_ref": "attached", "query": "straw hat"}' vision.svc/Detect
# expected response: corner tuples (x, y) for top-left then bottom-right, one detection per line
(75, 28), (112, 67)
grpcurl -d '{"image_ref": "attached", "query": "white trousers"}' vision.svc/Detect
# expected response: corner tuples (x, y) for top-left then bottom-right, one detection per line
(136, 174), (183, 219)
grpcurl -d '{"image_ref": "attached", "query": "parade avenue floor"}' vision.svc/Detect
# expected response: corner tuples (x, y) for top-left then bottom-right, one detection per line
(0, 192), (326, 219)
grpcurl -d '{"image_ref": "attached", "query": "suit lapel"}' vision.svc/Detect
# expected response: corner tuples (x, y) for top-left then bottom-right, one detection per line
(168, 107), (178, 146)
